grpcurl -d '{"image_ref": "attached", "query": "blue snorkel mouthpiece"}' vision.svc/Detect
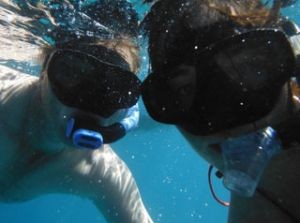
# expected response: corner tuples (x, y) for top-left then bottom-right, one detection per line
(72, 129), (104, 149)
(66, 118), (104, 149)
(66, 104), (140, 150)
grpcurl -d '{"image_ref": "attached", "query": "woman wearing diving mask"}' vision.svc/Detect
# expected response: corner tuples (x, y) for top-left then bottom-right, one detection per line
(142, 0), (300, 222)
(0, 1), (152, 223)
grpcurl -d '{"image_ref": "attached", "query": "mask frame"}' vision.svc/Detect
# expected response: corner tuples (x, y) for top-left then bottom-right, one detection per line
(142, 29), (296, 136)
(47, 49), (141, 117)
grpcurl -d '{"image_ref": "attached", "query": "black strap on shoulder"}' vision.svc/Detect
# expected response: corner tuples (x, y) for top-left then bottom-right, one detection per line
(256, 186), (300, 222)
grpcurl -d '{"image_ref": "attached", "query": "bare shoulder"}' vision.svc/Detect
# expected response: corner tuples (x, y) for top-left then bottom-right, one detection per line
(0, 65), (38, 83)
(7, 145), (132, 198)
(61, 144), (130, 179)
(0, 65), (39, 133)
(0, 65), (38, 105)
(0, 65), (40, 191)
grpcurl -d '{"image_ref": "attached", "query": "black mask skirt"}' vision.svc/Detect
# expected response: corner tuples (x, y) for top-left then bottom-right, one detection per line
(47, 48), (141, 118)
(142, 29), (296, 135)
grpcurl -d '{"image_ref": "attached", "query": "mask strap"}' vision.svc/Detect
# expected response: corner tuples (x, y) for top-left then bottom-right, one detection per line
(119, 103), (140, 132)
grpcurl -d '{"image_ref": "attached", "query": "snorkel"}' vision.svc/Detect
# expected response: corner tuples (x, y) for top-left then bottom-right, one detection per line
(45, 43), (141, 150)
(142, 28), (299, 199)
(66, 104), (139, 149)
(221, 21), (300, 197)
(220, 127), (282, 197)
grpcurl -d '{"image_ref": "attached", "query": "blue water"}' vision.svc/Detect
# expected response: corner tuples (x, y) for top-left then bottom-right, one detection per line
(0, 107), (230, 223)
(0, 1), (299, 223)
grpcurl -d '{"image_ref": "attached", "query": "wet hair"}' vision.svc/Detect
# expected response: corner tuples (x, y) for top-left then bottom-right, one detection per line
(143, 0), (284, 73)
(39, 0), (140, 74)
(96, 38), (140, 73)
(40, 37), (140, 74)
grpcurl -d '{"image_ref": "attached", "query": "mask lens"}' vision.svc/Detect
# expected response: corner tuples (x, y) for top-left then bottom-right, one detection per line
(189, 29), (295, 134)
(142, 29), (296, 135)
(49, 51), (98, 88)
(142, 66), (196, 124)
(47, 50), (141, 117)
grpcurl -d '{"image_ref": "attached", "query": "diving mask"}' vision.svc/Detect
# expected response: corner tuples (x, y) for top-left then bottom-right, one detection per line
(142, 29), (296, 136)
(47, 47), (141, 117)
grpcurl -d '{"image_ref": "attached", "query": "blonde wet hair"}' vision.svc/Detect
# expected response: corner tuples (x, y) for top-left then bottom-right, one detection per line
(39, 36), (140, 75)
(96, 37), (140, 73)
(143, 0), (286, 72)
(0, 0), (141, 76)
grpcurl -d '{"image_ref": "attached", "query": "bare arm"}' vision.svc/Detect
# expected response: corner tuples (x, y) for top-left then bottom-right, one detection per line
(71, 145), (153, 223)
(10, 145), (153, 223)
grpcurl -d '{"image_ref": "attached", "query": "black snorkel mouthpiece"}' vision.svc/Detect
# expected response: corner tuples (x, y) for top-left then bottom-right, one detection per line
(66, 117), (126, 149)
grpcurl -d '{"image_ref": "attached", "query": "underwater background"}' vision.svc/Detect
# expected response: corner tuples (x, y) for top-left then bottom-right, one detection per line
(0, 0), (299, 222)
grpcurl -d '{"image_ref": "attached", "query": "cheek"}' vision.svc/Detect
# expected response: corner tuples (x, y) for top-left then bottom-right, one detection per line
(208, 143), (228, 173)
(179, 128), (225, 169)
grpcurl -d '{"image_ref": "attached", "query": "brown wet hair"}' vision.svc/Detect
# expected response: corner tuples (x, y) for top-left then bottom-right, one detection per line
(198, 0), (282, 27)
(144, 0), (282, 26)
(143, 0), (284, 73)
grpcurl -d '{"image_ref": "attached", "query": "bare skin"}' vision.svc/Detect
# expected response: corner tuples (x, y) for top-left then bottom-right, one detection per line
(142, 0), (300, 221)
(180, 129), (300, 223)
(0, 64), (153, 223)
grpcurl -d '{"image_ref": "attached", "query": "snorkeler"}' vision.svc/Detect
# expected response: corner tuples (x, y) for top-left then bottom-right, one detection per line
(141, 0), (300, 222)
(0, 1), (153, 223)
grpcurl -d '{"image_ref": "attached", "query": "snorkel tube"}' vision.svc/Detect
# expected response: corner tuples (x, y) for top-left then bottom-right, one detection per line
(46, 47), (141, 150)
(66, 103), (139, 149)
(220, 127), (282, 197)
